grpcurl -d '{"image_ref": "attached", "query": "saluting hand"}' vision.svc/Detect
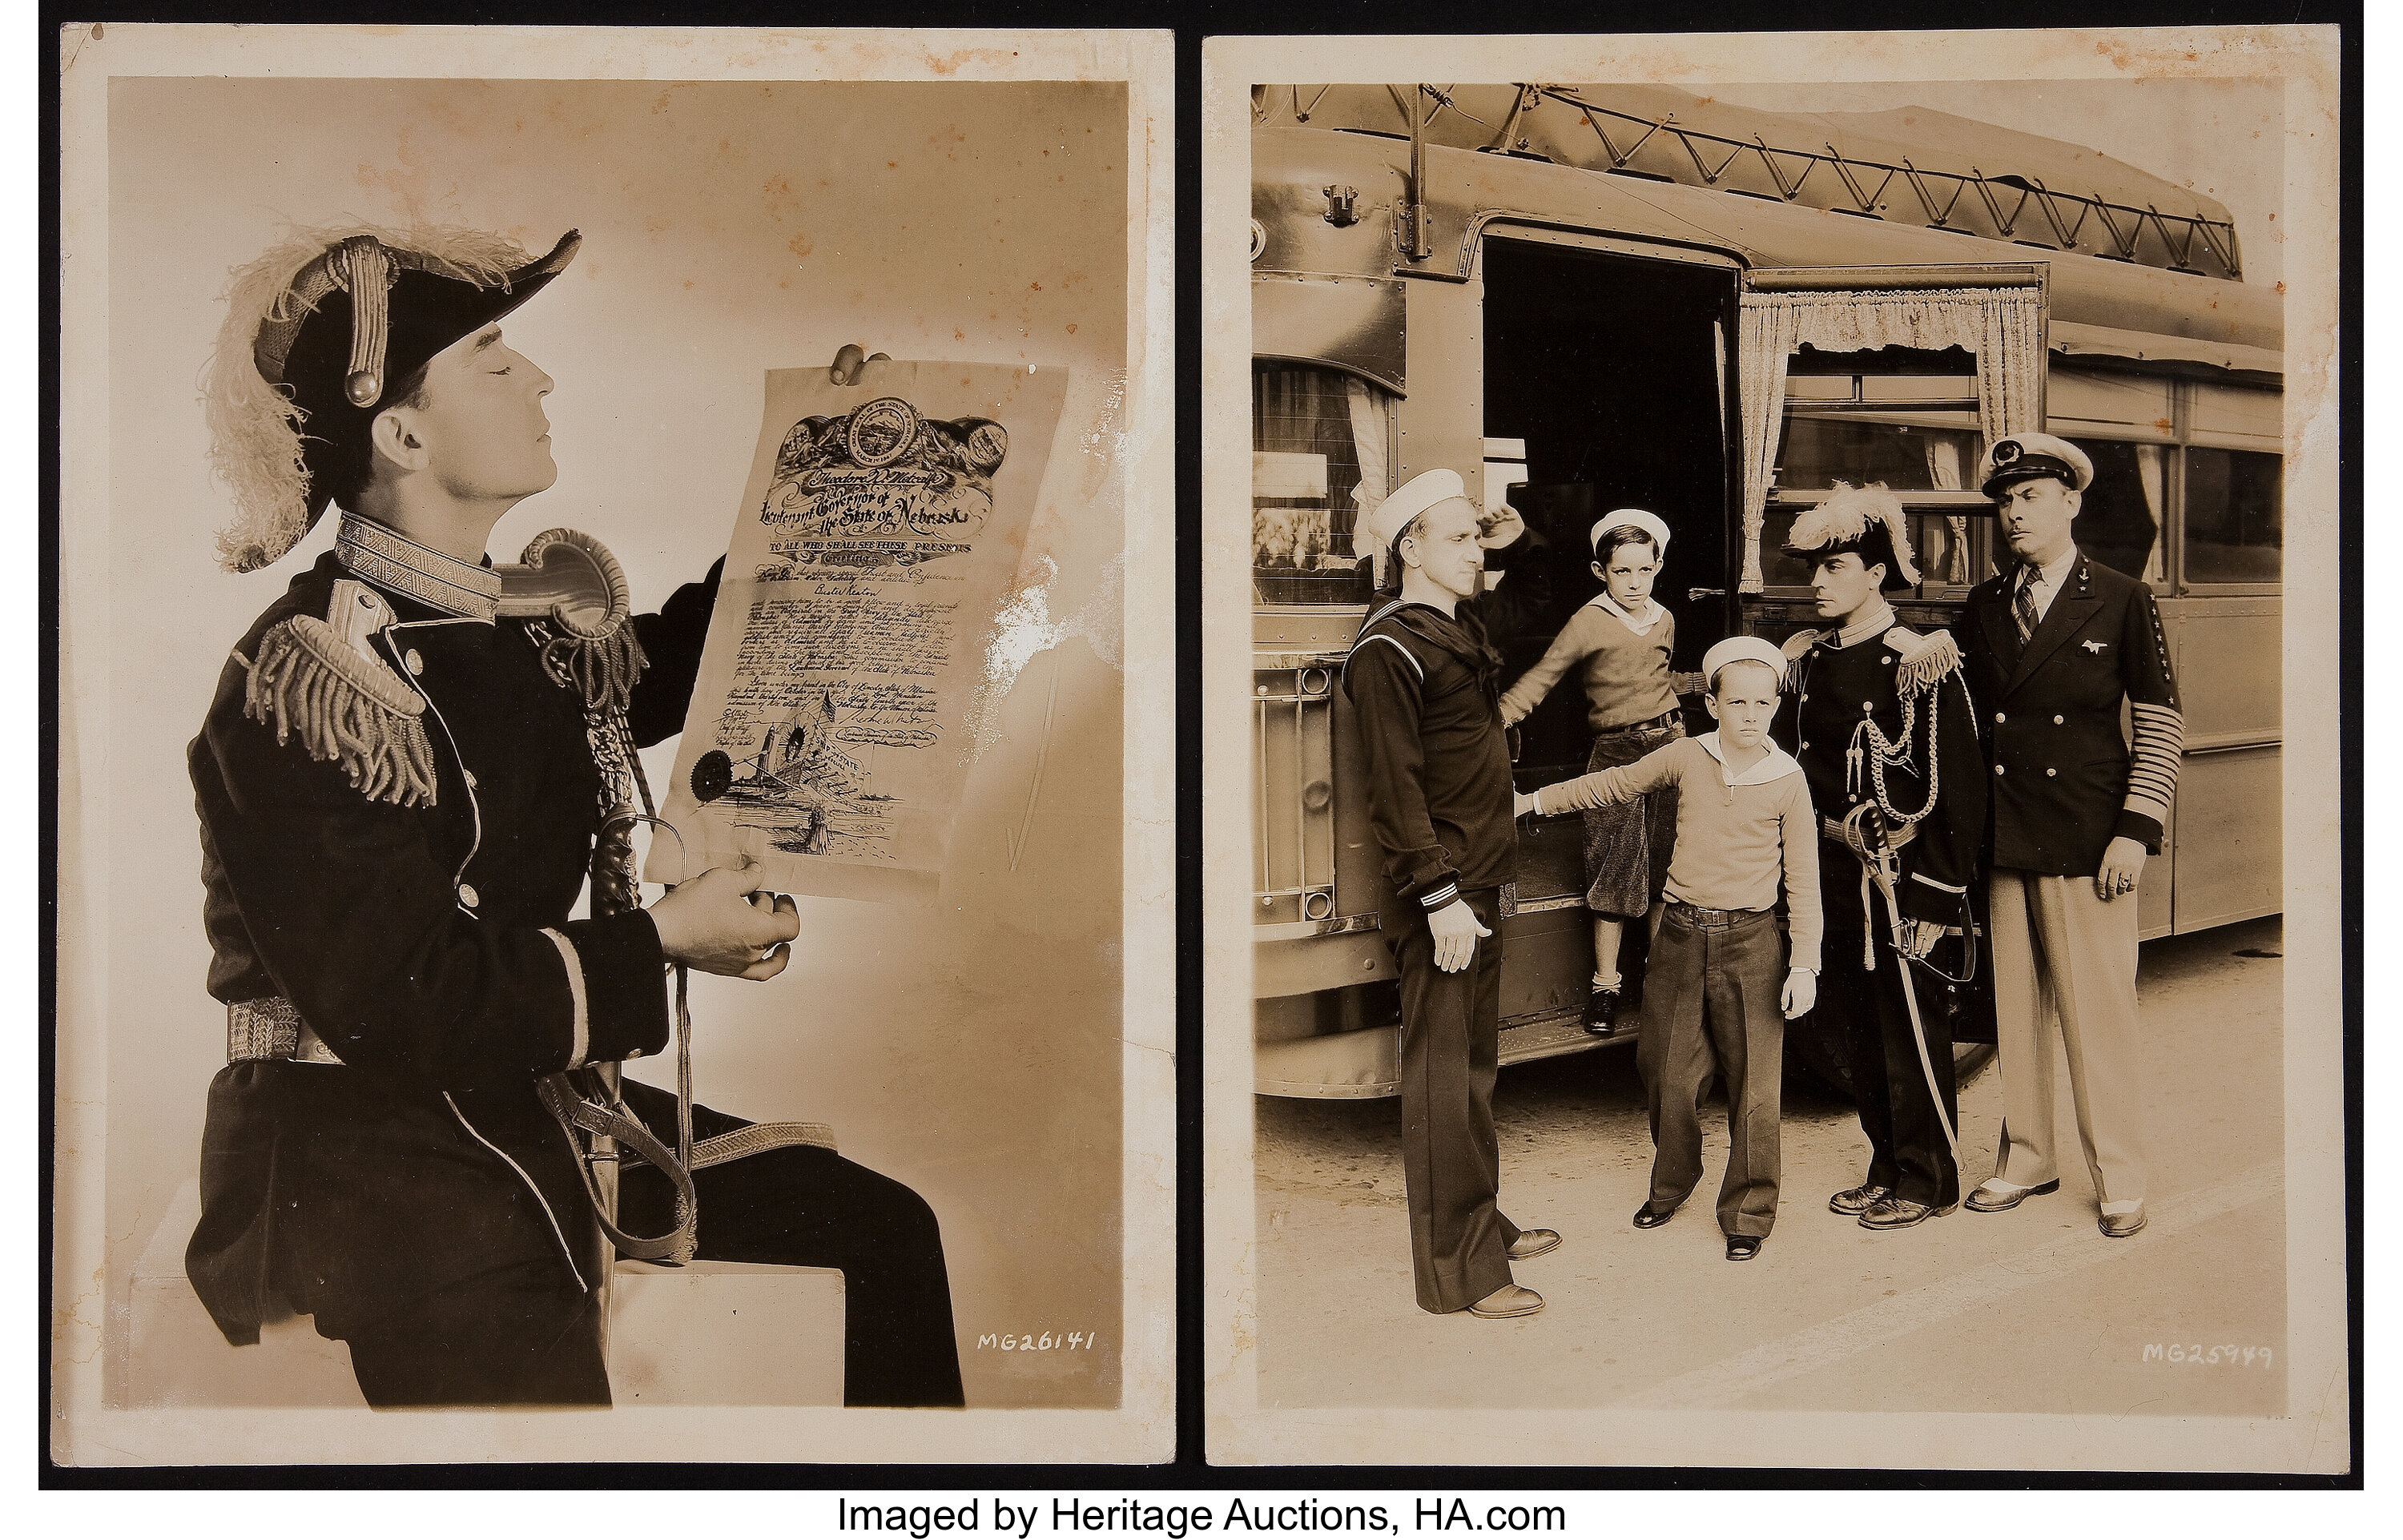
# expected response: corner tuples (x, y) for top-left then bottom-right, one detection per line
(2096, 836), (2147, 903)
(1475, 507), (1525, 549)
(1427, 898), (1491, 974)
(649, 854), (803, 980)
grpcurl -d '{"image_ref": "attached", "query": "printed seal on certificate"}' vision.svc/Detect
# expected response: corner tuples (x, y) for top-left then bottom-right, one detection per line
(845, 396), (921, 468)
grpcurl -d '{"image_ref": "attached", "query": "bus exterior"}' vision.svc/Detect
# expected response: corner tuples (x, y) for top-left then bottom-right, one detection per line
(1249, 83), (2280, 1099)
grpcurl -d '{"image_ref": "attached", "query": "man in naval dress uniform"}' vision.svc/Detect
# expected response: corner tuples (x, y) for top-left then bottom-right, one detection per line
(1774, 485), (1986, 1232)
(1956, 433), (2182, 1240)
(185, 224), (964, 1405)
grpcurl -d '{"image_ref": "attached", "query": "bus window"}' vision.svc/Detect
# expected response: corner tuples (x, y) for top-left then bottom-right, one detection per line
(1777, 416), (1983, 493)
(1767, 412), (1984, 589)
(2063, 439), (2168, 585)
(1254, 360), (1392, 605)
(2183, 445), (2283, 585)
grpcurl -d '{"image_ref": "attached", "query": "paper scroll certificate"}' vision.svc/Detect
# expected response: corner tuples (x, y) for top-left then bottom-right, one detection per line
(654, 361), (1069, 903)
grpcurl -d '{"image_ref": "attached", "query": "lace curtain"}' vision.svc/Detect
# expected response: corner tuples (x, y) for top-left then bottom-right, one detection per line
(1923, 437), (1970, 585)
(1346, 376), (1390, 541)
(1346, 376), (1392, 584)
(1737, 286), (2046, 590)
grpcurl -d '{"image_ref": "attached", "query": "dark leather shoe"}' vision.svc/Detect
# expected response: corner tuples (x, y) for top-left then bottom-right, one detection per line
(1507, 1228), (1561, 1261)
(2099, 1207), (2147, 1239)
(1467, 1283), (1544, 1319)
(1965, 1177), (2061, 1213)
(1828, 1183), (1890, 1216)
(1858, 1195), (1947, 1230)
(1632, 1200), (1679, 1229)
(1582, 987), (1622, 1037)
(1725, 1235), (1763, 1261)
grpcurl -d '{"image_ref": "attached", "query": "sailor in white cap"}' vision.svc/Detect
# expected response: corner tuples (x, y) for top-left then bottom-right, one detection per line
(1496, 508), (1693, 1036)
(1775, 485), (1986, 1232)
(1513, 632), (1821, 1261)
(1958, 433), (2179, 1239)
(1341, 468), (1557, 1318)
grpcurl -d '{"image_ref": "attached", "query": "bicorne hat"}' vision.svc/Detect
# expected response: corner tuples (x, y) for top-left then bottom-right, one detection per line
(1781, 482), (1919, 592)
(205, 225), (580, 573)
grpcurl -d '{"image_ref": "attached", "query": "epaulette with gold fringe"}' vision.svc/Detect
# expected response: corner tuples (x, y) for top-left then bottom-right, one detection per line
(1781, 628), (1823, 660)
(238, 581), (437, 807)
(1883, 625), (1964, 698)
(509, 527), (650, 717)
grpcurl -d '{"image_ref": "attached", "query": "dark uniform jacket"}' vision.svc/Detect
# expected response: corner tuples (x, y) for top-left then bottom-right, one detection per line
(185, 546), (721, 1344)
(1959, 547), (2183, 875)
(1777, 616), (1987, 926)
(1341, 530), (1550, 913)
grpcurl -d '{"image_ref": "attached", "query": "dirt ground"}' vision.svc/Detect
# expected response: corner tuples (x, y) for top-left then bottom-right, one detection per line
(1252, 917), (2291, 1418)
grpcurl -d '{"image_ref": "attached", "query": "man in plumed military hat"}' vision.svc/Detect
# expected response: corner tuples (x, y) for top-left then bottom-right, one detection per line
(187, 223), (963, 1405)
(1957, 433), (2180, 1240)
(1342, 468), (1558, 1319)
(1773, 485), (1986, 1231)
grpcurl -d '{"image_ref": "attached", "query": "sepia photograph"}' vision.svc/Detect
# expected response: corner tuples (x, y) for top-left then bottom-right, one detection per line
(52, 24), (1175, 1465)
(1202, 28), (2345, 1470)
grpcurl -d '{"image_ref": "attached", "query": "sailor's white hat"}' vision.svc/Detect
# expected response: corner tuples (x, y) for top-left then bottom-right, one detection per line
(1359, 468), (1472, 559)
(1700, 634), (1789, 692)
(1589, 508), (1672, 558)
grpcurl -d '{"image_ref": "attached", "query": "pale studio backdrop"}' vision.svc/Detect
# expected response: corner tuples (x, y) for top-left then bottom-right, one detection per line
(83, 76), (1131, 1408)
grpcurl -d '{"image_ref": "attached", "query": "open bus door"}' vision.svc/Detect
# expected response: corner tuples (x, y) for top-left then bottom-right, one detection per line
(1447, 229), (1746, 1055)
(1731, 263), (2052, 1088)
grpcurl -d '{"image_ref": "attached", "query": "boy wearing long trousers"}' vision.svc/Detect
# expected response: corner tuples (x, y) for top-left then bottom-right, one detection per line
(1517, 637), (1821, 1261)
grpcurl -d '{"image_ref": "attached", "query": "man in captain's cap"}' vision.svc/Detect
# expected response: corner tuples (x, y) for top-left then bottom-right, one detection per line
(1957, 433), (2182, 1239)
(185, 223), (963, 1405)
(1341, 468), (1557, 1319)
(1775, 485), (1986, 1232)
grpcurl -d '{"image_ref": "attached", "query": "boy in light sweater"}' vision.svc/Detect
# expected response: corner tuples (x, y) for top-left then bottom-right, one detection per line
(1515, 636), (1821, 1261)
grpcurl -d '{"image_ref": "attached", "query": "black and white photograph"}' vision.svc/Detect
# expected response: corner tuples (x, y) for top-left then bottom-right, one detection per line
(51, 23), (1175, 1465)
(1202, 27), (2345, 1470)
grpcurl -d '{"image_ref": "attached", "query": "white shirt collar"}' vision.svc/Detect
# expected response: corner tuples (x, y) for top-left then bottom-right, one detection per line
(1695, 730), (1803, 786)
(1584, 589), (1664, 636)
(2019, 545), (2078, 592)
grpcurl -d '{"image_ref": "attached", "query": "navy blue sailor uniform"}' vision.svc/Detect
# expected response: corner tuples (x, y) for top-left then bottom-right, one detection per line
(1776, 613), (1987, 1210)
(1340, 529), (1549, 1313)
(1959, 547), (2180, 1212)
(186, 520), (964, 1407)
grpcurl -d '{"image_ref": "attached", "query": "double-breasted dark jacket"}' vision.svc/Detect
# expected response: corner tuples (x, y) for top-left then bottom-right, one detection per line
(1777, 619), (1988, 926)
(1958, 548), (2182, 878)
(185, 544), (721, 1345)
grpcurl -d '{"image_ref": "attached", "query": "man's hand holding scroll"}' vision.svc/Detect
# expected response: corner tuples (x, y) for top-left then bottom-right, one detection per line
(650, 854), (803, 980)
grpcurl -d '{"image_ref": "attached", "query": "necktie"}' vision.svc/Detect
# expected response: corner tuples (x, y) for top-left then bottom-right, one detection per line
(2013, 563), (2044, 645)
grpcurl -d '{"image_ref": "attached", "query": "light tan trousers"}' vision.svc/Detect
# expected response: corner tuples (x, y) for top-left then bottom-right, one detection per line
(1986, 867), (2147, 1207)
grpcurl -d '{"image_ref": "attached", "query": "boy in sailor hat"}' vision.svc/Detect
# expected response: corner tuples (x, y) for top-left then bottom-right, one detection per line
(1957, 432), (2179, 1239)
(1773, 485), (1987, 1232)
(1516, 636), (1821, 1260)
(1343, 468), (1559, 1318)
(186, 223), (963, 1405)
(1497, 508), (1696, 1037)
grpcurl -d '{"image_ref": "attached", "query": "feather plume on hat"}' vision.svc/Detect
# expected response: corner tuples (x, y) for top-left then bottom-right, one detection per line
(203, 223), (539, 574)
(1781, 481), (1919, 590)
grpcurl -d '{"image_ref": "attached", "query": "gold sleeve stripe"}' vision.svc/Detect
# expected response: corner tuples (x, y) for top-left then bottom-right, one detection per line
(2124, 702), (2184, 821)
